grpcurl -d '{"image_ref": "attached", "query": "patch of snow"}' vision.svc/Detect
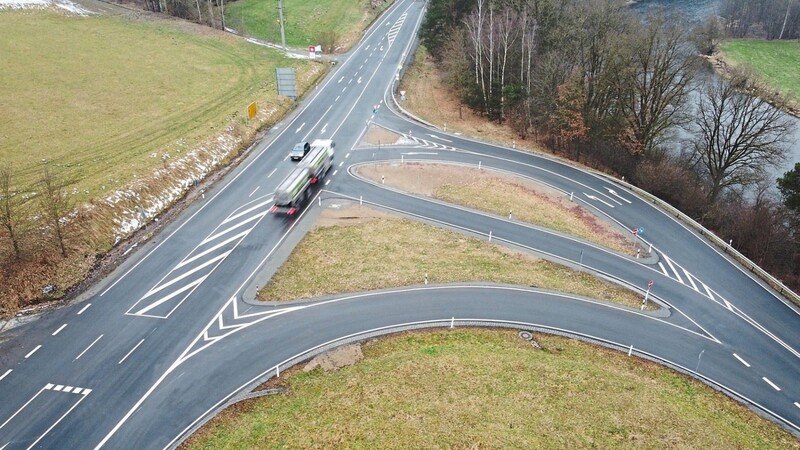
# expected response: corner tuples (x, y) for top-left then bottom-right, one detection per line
(0, 0), (92, 15)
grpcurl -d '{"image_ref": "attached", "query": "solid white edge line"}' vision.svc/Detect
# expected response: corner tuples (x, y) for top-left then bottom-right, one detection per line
(118, 339), (146, 365)
(24, 345), (41, 359)
(52, 324), (67, 336)
(267, 168), (277, 178)
(0, 369), (11, 382)
(74, 335), (103, 361)
(732, 353), (751, 367)
(795, 402), (800, 409)
(762, 377), (781, 391)
(25, 390), (88, 450)
(0, 386), (46, 430)
(76, 303), (91, 315)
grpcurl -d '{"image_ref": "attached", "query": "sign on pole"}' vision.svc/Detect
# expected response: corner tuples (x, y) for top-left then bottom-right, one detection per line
(308, 45), (315, 58)
(648, 280), (654, 289)
(247, 102), (257, 120)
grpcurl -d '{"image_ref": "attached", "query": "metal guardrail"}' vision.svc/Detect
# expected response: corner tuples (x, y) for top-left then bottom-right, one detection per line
(614, 178), (800, 308)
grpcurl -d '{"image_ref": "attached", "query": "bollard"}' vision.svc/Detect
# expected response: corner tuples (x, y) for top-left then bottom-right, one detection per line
(512, 140), (516, 149)
(360, 195), (363, 205)
(636, 249), (640, 259)
(489, 231), (492, 242)
(451, 317), (455, 328)
(508, 210), (512, 219)
(401, 154), (404, 163)
(478, 161), (482, 170)
(276, 364), (280, 378)
(382, 175), (385, 184)
(425, 273), (428, 285)
(648, 243), (652, 254)
(318, 197), (321, 207)
(570, 192), (574, 201)
(628, 345), (633, 356)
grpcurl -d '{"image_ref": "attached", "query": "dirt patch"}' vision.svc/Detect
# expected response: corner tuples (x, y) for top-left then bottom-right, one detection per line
(361, 124), (405, 146)
(315, 202), (395, 228)
(303, 343), (364, 372)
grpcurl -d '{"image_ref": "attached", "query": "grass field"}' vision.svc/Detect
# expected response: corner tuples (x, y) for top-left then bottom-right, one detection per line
(185, 330), (799, 449)
(224, 0), (392, 51)
(258, 213), (647, 309)
(0, 10), (314, 203)
(719, 39), (800, 104)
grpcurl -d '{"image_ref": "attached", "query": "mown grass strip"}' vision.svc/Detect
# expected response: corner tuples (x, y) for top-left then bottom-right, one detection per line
(185, 330), (799, 449)
(258, 214), (646, 309)
(720, 39), (800, 104)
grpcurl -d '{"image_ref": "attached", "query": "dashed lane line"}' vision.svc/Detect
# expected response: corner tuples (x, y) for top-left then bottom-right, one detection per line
(0, 369), (11, 382)
(763, 377), (781, 391)
(25, 345), (41, 359)
(74, 335), (103, 361)
(118, 339), (145, 365)
(52, 324), (67, 336)
(795, 402), (800, 409)
(77, 303), (91, 315)
(733, 353), (751, 367)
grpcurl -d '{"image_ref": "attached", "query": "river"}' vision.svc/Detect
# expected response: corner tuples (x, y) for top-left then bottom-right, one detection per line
(629, 0), (800, 180)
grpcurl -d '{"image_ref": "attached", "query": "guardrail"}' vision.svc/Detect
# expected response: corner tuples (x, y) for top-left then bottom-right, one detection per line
(613, 177), (800, 308)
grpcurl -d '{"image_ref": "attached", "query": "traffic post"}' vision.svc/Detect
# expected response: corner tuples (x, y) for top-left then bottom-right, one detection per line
(642, 280), (653, 310)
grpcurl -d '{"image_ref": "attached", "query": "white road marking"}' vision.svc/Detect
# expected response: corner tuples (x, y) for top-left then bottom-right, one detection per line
(400, 151), (438, 155)
(325, 179), (331, 186)
(583, 193), (615, 208)
(203, 214), (264, 244)
(427, 134), (453, 143)
(143, 253), (228, 299)
(335, 96), (340, 102)
(605, 188), (632, 204)
(25, 384), (90, 449)
(248, 186), (259, 198)
(119, 339), (145, 365)
(0, 369), (11, 382)
(733, 353), (751, 367)
(357, 77), (363, 84)
(337, 76), (344, 83)
(283, 153), (289, 161)
(75, 335), (103, 360)
(338, 161), (344, 167)
(77, 303), (91, 315)
(365, 45), (370, 50)
(795, 402), (800, 409)
(223, 198), (274, 224)
(359, 64), (363, 70)
(345, 153), (351, 158)
(342, 87), (347, 92)
(52, 324), (67, 336)
(321, 123), (328, 133)
(763, 377), (781, 391)
(295, 122), (305, 133)
(332, 170), (338, 176)
(178, 232), (247, 269)
(267, 168), (277, 178)
(134, 277), (208, 316)
(703, 284), (714, 300)
(62, 386), (73, 393)
(683, 269), (699, 291)
(53, 385), (63, 391)
(662, 255), (684, 283)
(658, 262), (668, 276)
(25, 345), (41, 359)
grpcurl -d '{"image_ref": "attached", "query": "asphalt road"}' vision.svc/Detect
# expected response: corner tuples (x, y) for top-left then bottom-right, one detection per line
(1, 0), (799, 448)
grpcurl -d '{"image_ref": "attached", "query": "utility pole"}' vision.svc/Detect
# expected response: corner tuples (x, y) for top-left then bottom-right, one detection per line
(277, 0), (287, 51)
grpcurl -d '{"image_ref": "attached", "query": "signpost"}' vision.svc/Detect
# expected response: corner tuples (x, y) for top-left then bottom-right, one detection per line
(308, 45), (315, 59)
(642, 280), (654, 310)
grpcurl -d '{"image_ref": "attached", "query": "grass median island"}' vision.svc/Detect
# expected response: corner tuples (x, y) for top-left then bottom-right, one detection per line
(185, 330), (799, 449)
(719, 39), (800, 106)
(258, 205), (646, 309)
(356, 162), (635, 255)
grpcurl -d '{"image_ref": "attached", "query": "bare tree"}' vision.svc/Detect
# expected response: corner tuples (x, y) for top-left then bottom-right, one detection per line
(691, 73), (796, 203)
(38, 166), (73, 257)
(617, 13), (695, 158)
(0, 164), (24, 260)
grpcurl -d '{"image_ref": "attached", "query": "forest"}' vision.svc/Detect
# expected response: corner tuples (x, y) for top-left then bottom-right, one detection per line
(419, 0), (800, 289)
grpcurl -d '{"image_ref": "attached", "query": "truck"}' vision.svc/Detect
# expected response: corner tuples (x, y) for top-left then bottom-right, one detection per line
(271, 139), (335, 215)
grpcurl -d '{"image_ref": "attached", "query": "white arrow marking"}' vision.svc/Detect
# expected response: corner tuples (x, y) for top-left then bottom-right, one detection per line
(606, 188), (632, 204)
(295, 122), (305, 133)
(337, 76), (344, 83)
(427, 134), (453, 143)
(321, 123), (328, 133)
(357, 77), (362, 84)
(583, 193), (615, 208)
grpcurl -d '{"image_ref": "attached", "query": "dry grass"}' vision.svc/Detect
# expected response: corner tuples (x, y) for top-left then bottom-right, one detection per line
(356, 163), (636, 255)
(258, 210), (647, 309)
(400, 46), (544, 153)
(185, 330), (799, 449)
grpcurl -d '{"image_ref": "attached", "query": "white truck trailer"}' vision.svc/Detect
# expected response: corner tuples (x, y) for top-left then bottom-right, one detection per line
(271, 139), (335, 215)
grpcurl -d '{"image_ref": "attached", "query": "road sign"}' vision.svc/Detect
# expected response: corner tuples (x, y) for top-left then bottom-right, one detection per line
(638, 227), (645, 235)
(632, 228), (638, 236)
(309, 45), (315, 58)
(648, 280), (654, 289)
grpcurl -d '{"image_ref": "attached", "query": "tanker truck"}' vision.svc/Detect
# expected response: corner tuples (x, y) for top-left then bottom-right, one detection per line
(271, 139), (335, 215)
